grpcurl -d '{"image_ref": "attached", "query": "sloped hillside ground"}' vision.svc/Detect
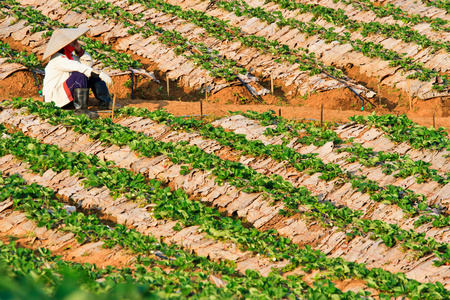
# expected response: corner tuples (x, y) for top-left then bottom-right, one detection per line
(2, 72), (450, 129)
(4, 0), (450, 298)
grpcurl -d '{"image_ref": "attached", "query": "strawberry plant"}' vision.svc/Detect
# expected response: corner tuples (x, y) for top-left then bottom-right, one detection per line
(0, 41), (43, 69)
(350, 112), (450, 151)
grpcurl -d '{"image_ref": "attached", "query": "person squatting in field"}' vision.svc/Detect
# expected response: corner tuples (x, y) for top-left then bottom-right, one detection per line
(42, 28), (121, 119)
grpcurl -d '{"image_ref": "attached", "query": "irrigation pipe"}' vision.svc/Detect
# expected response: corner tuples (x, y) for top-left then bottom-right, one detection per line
(30, 69), (42, 97)
(129, 68), (135, 100)
(235, 76), (263, 104)
(321, 70), (372, 111)
(150, 27), (264, 104)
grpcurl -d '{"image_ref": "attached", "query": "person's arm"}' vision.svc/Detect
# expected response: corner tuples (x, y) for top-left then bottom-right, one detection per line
(73, 40), (94, 67)
(50, 55), (94, 76)
(79, 52), (94, 67)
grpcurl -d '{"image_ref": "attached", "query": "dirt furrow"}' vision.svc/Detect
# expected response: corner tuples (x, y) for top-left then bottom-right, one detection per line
(1, 107), (450, 286)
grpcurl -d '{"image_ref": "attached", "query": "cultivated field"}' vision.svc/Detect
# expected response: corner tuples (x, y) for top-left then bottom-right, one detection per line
(3, 0), (450, 298)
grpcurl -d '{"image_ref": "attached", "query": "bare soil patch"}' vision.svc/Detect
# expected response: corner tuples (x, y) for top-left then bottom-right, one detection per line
(0, 71), (43, 99)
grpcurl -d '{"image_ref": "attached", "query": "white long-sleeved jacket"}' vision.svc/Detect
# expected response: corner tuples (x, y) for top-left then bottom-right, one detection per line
(43, 51), (94, 107)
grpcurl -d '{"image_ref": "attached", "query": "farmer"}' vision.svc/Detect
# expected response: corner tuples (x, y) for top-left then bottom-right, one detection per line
(42, 28), (120, 119)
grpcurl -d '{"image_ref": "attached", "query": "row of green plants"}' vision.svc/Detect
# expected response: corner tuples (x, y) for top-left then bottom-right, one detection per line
(58, 0), (349, 81)
(422, 0), (450, 15)
(340, 0), (450, 32)
(0, 40), (42, 69)
(57, 0), (246, 81)
(0, 263), (155, 300)
(2, 102), (450, 299)
(0, 238), (224, 299)
(2, 1), (141, 71)
(213, 0), (450, 90)
(0, 171), (335, 299)
(228, 109), (344, 146)
(350, 112), (450, 150)
(0, 257), (157, 300)
(338, 143), (450, 184)
(8, 98), (450, 272)
(233, 109), (450, 186)
(120, 106), (449, 227)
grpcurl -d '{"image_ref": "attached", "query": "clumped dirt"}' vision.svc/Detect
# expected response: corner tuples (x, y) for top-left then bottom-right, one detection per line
(0, 71), (43, 99)
(343, 65), (407, 112)
(5, 72), (450, 130)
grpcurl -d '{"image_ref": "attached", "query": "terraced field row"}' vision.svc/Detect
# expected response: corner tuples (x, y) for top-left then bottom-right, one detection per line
(2, 0), (374, 103)
(165, 0), (450, 99)
(1, 97), (450, 298)
(6, 0), (450, 106)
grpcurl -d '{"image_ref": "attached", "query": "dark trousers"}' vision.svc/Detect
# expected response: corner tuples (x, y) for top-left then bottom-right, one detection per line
(62, 71), (101, 107)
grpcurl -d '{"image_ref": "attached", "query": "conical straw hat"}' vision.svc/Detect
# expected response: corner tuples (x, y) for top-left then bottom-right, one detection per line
(42, 28), (89, 60)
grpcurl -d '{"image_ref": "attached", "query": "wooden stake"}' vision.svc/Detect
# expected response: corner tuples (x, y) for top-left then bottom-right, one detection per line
(271, 72), (274, 94)
(111, 94), (116, 120)
(433, 112), (436, 128)
(377, 77), (381, 106)
(205, 77), (208, 101)
(407, 80), (412, 110)
(320, 104), (323, 128)
(166, 74), (170, 97)
(278, 109), (281, 117)
(200, 100), (203, 120)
